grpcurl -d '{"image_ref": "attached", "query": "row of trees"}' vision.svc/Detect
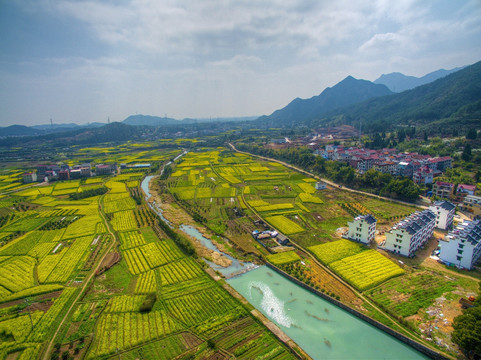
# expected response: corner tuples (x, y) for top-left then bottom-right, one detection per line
(236, 143), (420, 202)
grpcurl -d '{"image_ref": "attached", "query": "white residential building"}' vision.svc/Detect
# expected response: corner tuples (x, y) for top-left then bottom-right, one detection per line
(439, 220), (481, 269)
(346, 214), (377, 244)
(384, 210), (436, 257)
(429, 200), (456, 230)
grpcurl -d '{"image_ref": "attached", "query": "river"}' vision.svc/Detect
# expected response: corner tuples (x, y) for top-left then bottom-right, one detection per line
(141, 175), (429, 360)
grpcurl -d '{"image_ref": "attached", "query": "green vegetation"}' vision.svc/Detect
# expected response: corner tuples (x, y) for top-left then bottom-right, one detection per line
(267, 251), (301, 265)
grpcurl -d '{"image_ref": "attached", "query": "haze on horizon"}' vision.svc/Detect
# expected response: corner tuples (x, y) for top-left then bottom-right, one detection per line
(1, 0), (480, 127)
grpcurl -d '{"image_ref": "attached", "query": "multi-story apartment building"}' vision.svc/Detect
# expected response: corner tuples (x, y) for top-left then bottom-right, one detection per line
(23, 172), (37, 184)
(439, 220), (481, 269)
(384, 210), (436, 257)
(461, 195), (481, 219)
(432, 181), (455, 199)
(428, 200), (456, 230)
(346, 214), (377, 244)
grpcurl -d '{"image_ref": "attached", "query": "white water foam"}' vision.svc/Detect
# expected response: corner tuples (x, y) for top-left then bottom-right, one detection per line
(248, 281), (295, 328)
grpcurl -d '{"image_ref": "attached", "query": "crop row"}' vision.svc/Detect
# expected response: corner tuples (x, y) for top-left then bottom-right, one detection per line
(111, 210), (137, 232)
(104, 295), (146, 313)
(0, 231), (48, 256)
(123, 247), (150, 275)
(88, 310), (181, 358)
(298, 192), (323, 204)
(297, 182), (316, 194)
(103, 197), (136, 214)
(0, 311), (44, 342)
(341, 202), (371, 217)
(29, 287), (77, 342)
(123, 241), (185, 275)
(330, 250), (405, 290)
(44, 236), (93, 283)
(0, 256), (36, 293)
(63, 214), (103, 239)
(104, 192), (131, 202)
(265, 215), (305, 235)
(120, 334), (195, 360)
(162, 276), (214, 299)
(105, 181), (128, 193)
(255, 203), (294, 212)
(166, 287), (238, 326)
(37, 208), (77, 218)
(2, 216), (47, 233)
(135, 271), (156, 294)
(266, 251), (300, 265)
(158, 258), (204, 286)
(54, 180), (80, 190)
(119, 231), (146, 250)
(309, 239), (364, 265)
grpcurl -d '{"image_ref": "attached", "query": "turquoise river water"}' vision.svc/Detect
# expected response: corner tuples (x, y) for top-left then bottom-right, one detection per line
(228, 266), (428, 360)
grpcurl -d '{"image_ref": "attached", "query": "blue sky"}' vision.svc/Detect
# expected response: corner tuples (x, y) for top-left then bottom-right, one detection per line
(1, 0), (480, 126)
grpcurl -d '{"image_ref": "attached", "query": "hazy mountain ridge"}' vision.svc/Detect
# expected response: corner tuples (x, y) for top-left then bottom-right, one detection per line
(257, 76), (393, 126)
(319, 60), (481, 133)
(374, 67), (464, 92)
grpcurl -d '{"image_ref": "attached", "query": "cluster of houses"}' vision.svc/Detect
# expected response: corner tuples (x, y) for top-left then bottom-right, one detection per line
(23, 163), (117, 183)
(23, 163), (153, 184)
(345, 200), (481, 270)
(314, 145), (452, 185)
(251, 229), (290, 250)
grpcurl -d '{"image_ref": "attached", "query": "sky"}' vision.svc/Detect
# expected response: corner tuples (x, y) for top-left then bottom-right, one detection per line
(1, 0), (481, 126)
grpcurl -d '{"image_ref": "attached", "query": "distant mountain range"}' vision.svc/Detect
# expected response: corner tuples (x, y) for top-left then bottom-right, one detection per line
(0, 115), (257, 138)
(1, 61), (478, 140)
(257, 76), (393, 127)
(319, 60), (481, 133)
(256, 61), (479, 134)
(374, 67), (464, 92)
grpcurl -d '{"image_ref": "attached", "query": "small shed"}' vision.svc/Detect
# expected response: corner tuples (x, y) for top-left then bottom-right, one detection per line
(315, 181), (327, 190)
(277, 234), (289, 245)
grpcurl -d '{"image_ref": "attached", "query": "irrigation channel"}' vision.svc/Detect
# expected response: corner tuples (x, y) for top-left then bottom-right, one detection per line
(141, 175), (429, 360)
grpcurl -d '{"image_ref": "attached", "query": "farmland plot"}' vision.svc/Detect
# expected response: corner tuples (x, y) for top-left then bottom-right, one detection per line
(165, 287), (239, 326)
(309, 239), (364, 265)
(330, 250), (405, 291)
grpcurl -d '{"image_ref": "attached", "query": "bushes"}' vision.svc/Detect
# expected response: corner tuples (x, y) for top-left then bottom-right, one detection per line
(139, 293), (157, 313)
(70, 186), (107, 200)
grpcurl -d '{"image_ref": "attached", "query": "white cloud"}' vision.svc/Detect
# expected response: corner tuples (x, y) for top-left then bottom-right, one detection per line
(1, 0), (480, 125)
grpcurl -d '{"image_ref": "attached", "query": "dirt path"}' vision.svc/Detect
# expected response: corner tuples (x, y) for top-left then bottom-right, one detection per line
(41, 195), (117, 360)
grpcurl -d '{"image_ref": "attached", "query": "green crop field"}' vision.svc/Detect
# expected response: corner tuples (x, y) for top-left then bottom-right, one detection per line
(267, 251), (301, 265)
(330, 250), (405, 290)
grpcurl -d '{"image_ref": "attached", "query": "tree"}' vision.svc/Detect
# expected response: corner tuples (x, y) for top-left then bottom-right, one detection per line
(423, 131), (428, 142)
(466, 128), (478, 140)
(462, 143), (472, 162)
(452, 303), (481, 359)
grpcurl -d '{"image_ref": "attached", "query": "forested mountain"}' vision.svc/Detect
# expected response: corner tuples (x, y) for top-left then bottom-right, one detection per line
(257, 76), (393, 127)
(0, 125), (42, 137)
(317, 60), (481, 134)
(0, 122), (145, 147)
(374, 67), (463, 92)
